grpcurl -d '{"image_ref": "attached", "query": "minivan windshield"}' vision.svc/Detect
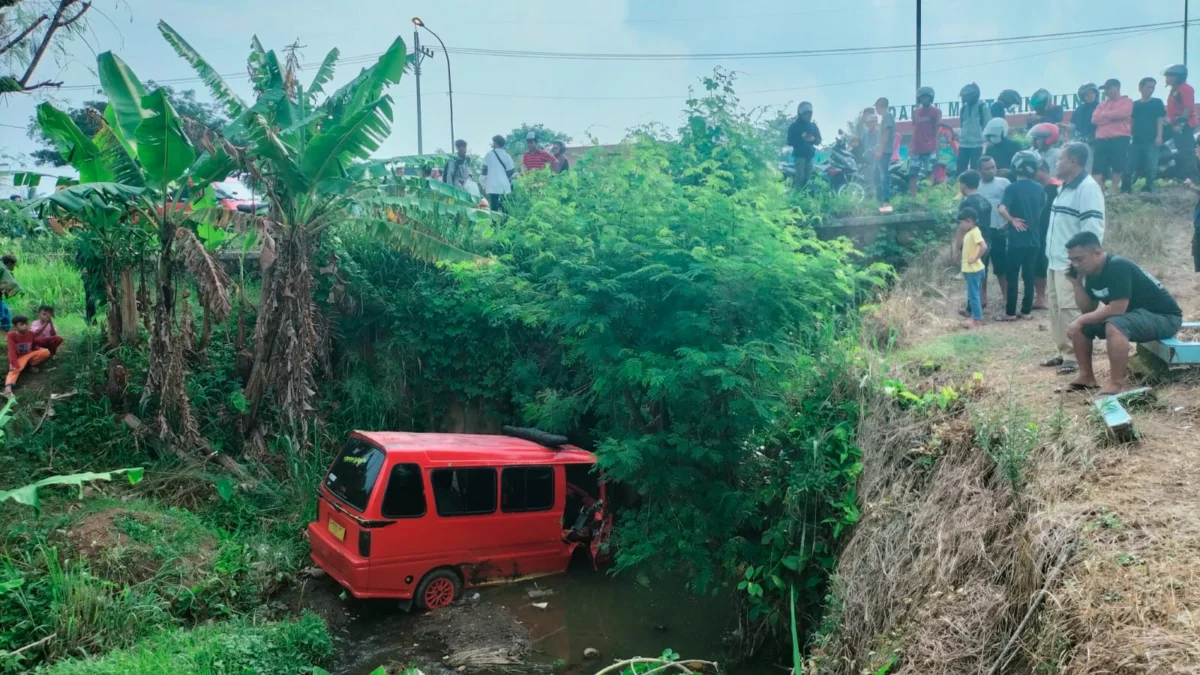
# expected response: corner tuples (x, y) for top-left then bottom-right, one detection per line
(324, 438), (385, 512)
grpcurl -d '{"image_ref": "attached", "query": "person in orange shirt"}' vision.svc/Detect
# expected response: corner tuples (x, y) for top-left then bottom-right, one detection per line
(1165, 64), (1198, 183)
(5, 314), (51, 397)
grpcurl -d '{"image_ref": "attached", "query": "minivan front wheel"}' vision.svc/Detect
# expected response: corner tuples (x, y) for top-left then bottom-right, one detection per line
(416, 569), (462, 611)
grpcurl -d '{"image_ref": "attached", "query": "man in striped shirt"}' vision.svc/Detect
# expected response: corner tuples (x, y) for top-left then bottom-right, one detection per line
(1042, 142), (1106, 376)
(521, 132), (556, 172)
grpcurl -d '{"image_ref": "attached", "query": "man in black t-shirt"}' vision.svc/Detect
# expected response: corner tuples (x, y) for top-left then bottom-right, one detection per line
(1125, 77), (1166, 193)
(1063, 231), (1182, 395)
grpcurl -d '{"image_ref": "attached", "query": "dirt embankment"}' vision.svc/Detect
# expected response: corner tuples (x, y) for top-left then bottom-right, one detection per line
(820, 189), (1200, 674)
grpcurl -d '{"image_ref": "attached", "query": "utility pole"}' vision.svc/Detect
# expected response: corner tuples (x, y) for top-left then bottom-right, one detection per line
(1186, 0), (1190, 67)
(412, 31), (435, 155)
(414, 29), (423, 155)
(915, 0), (922, 91)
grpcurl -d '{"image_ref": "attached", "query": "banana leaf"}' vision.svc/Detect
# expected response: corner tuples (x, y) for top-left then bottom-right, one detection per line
(322, 36), (406, 128)
(306, 47), (339, 103)
(135, 88), (196, 188)
(97, 51), (149, 152)
(364, 217), (476, 264)
(35, 103), (114, 184)
(158, 20), (247, 118)
(302, 96), (394, 182)
(0, 468), (145, 509)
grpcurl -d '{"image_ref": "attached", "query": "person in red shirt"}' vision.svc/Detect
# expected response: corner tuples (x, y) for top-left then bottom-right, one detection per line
(1165, 64), (1198, 182)
(521, 132), (556, 173)
(5, 314), (51, 397)
(909, 86), (943, 196)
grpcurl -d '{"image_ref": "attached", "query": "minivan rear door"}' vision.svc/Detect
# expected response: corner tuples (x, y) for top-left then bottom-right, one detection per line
(320, 438), (386, 557)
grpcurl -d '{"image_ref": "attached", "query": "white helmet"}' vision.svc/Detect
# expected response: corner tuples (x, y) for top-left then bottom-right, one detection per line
(983, 117), (1009, 143)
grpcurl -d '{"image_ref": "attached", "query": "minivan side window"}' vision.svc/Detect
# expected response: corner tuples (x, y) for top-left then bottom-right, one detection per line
(324, 438), (386, 512)
(381, 463), (426, 518)
(431, 468), (496, 516)
(501, 466), (555, 512)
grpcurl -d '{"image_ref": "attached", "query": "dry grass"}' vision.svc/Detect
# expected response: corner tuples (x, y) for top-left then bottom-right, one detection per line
(821, 187), (1200, 674)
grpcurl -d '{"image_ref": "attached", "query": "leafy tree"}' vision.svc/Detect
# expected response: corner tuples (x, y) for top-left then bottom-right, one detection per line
(32, 50), (241, 471)
(27, 86), (228, 166)
(0, 0), (91, 94)
(159, 22), (493, 445)
(504, 123), (572, 152)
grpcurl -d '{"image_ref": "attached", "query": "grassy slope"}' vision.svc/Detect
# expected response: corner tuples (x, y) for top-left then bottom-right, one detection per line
(825, 188), (1200, 673)
(0, 243), (328, 673)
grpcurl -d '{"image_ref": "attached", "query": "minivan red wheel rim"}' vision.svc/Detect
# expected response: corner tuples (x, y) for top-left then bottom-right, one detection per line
(424, 578), (455, 609)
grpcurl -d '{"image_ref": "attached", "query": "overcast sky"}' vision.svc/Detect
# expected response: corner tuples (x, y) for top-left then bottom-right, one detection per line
(0, 0), (1191, 181)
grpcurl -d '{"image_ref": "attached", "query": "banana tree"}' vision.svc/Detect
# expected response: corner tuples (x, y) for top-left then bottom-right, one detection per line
(33, 51), (237, 451)
(159, 22), (495, 442)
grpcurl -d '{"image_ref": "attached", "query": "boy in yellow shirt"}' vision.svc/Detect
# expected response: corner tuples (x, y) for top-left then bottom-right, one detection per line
(954, 206), (990, 329)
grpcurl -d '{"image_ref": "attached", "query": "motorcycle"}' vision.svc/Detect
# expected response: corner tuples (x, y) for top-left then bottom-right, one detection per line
(814, 131), (867, 202)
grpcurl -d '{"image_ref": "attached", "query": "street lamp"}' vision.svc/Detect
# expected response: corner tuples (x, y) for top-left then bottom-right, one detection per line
(412, 17), (455, 151)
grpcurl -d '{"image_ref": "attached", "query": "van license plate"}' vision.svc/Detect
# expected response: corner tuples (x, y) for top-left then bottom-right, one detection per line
(328, 519), (346, 541)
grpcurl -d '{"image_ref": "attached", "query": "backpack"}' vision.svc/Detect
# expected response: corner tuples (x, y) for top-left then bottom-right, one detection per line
(961, 101), (986, 127)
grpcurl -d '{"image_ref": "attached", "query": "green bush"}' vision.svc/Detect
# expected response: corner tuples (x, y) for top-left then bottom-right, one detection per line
(40, 611), (332, 675)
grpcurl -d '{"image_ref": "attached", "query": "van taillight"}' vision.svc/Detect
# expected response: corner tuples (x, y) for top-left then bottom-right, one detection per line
(358, 530), (372, 558)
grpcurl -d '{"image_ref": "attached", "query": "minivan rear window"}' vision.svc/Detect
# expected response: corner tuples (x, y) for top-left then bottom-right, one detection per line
(502, 466), (554, 512)
(381, 463), (426, 518)
(431, 468), (496, 516)
(324, 438), (385, 512)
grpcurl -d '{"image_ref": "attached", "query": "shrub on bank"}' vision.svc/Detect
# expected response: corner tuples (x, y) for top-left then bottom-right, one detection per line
(41, 612), (332, 675)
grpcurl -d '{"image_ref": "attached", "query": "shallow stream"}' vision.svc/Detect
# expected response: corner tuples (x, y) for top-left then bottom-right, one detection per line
(314, 568), (780, 675)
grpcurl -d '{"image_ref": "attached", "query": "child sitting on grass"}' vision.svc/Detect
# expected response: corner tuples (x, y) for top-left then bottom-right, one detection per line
(5, 314), (51, 398)
(954, 206), (989, 329)
(31, 304), (62, 357)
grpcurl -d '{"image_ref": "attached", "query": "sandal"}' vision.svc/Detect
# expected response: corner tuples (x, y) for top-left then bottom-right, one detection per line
(1056, 382), (1098, 393)
(997, 315), (1018, 322)
(1019, 313), (1034, 320)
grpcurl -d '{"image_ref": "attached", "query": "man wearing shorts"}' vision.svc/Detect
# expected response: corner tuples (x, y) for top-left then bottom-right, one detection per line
(1090, 78), (1133, 195)
(909, 86), (941, 197)
(1064, 231), (1182, 395)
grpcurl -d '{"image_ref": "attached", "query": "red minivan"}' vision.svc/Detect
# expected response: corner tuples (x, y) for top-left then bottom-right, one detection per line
(307, 429), (610, 610)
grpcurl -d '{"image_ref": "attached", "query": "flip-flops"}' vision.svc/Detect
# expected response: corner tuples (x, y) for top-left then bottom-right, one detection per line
(1055, 382), (1098, 393)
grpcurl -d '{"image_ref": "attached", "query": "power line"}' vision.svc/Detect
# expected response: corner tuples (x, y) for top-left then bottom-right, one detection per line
(418, 26), (1170, 102)
(436, 20), (1196, 60)
(46, 19), (1195, 93)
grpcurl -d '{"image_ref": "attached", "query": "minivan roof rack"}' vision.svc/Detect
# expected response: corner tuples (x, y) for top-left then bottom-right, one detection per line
(501, 426), (569, 449)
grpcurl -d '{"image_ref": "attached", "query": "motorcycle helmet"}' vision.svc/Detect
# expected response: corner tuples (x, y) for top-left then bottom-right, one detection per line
(797, 101), (813, 116)
(1031, 88), (1052, 112)
(1077, 82), (1099, 102)
(1164, 63), (1188, 83)
(916, 86), (935, 103)
(983, 117), (1009, 143)
(960, 82), (980, 103)
(997, 89), (1022, 108)
(1029, 122), (1060, 148)
(1011, 150), (1040, 178)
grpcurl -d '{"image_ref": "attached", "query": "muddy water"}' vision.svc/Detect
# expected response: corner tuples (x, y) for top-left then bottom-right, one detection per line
(324, 568), (780, 675)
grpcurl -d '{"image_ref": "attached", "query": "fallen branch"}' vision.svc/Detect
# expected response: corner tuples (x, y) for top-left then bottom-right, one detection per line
(594, 658), (719, 675)
(986, 541), (1076, 675)
(122, 413), (252, 481)
(4, 632), (55, 656)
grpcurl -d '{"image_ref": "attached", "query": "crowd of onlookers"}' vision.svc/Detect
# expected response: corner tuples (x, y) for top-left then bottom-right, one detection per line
(806, 64), (1200, 393)
(435, 132), (571, 213)
(787, 64), (1200, 213)
(784, 66), (1200, 396)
